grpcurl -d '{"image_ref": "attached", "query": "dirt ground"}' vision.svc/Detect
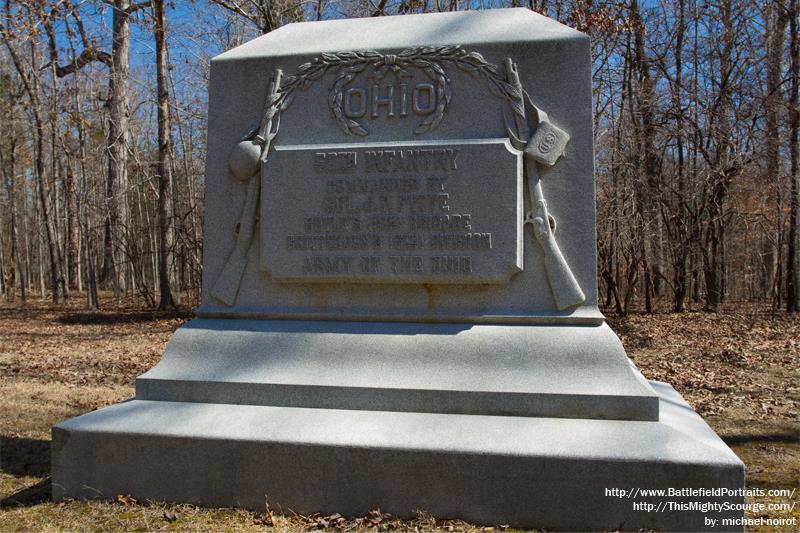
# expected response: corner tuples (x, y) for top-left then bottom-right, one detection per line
(0, 298), (797, 532)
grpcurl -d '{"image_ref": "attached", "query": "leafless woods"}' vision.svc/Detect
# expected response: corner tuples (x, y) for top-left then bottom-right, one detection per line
(0, 0), (798, 314)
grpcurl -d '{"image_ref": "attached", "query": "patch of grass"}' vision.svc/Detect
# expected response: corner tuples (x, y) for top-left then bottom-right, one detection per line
(0, 500), (266, 532)
(0, 381), (132, 439)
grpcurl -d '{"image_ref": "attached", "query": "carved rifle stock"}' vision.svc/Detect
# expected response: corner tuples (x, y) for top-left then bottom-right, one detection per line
(504, 59), (585, 311)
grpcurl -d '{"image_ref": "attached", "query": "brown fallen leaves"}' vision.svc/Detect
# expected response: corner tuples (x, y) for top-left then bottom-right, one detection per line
(607, 305), (800, 429)
(0, 298), (191, 388)
(115, 494), (137, 506)
(264, 505), (509, 532)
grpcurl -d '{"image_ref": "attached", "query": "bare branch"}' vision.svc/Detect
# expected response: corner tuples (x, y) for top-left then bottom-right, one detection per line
(209, 0), (273, 33)
(127, 1), (152, 14)
(52, 46), (112, 76)
(41, 3), (111, 77)
(371, 0), (387, 16)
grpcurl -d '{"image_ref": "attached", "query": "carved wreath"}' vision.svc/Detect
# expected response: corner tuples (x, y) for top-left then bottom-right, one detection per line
(267, 46), (525, 137)
(215, 45), (585, 312)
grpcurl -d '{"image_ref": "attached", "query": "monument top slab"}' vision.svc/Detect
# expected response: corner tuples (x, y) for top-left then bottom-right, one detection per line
(214, 9), (585, 61)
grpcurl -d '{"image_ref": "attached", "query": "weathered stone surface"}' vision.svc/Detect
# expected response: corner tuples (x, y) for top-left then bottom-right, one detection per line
(136, 319), (658, 421)
(261, 139), (523, 284)
(53, 382), (744, 532)
(199, 8), (596, 322)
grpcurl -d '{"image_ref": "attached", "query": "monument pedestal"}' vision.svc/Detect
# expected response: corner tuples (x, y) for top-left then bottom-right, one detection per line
(52, 9), (745, 531)
(53, 320), (744, 532)
(53, 375), (742, 532)
(134, 319), (659, 421)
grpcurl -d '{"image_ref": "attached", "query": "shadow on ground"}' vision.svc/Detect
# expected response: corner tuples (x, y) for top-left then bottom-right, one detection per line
(723, 432), (800, 445)
(1, 436), (52, 508)
(0, 478), (51, 508)
(1, 436), (50, 478)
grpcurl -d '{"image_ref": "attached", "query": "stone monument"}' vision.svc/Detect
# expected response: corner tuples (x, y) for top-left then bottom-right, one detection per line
(52, 9), (745, 531)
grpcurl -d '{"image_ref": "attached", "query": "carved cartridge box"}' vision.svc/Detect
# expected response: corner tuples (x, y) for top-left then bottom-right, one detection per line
(200, 8), (598, 324)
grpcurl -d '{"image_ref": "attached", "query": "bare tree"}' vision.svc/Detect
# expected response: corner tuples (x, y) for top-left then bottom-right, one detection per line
(0, 71), (24, 301)
(153, 0), (176, 310)
(1, 2), (67, 303)
(99, 0), (149, 294)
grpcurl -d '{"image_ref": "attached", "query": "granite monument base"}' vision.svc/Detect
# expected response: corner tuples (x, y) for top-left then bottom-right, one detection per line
(52, 385), (744, 531)
(52, 320), (744, 532)
(133, 318), (660, 421)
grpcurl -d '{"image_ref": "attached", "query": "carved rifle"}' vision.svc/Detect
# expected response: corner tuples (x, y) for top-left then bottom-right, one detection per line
(504, 59), (585, 311)
(211, 69), (283, 306)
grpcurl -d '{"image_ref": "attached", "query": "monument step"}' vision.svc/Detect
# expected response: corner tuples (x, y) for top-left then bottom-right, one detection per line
(52, 382), (743, 532)
(135, 318), (659, 421)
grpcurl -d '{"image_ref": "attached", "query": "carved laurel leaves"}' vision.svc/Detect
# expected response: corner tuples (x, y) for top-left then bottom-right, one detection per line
(272, 46), (523, 137)
(328, 63), (370, 136)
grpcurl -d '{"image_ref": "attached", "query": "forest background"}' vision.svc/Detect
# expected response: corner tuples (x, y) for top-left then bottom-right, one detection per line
(1, 2), (799, 530)
(0, 0), (799, 316)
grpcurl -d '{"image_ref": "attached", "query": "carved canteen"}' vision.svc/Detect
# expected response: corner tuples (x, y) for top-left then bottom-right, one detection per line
(228, 138), (263, 181)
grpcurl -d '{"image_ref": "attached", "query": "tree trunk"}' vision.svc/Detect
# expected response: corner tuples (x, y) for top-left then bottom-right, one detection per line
(154, 0), (176, 310)
(703, 0), (734, 312)
(0, 72), (24, 301)
(100, 0), (137, 294)
(631, 0), (658, 313)
(788, 0), (800, 312)
(766, 3), (787, 310)
(671, 0), (689, 312)
(64, 163), (80, 290)
(72, 65), (98, 309)
(33, 107), (67, 303)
